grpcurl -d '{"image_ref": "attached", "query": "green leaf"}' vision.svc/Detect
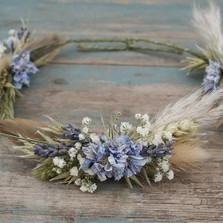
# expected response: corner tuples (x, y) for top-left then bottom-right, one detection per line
(49, 171), (70, 181)
(125, 177), (133, 189)
(142, 168), (152, 186)
(37, 130), (57, 144)
(130, 175), (144, 188)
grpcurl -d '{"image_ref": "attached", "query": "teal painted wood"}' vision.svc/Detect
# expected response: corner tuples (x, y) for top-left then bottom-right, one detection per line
(32, 64), (202, 88)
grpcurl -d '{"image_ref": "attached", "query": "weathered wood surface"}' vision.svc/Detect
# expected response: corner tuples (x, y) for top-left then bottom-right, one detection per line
(0, 0), (223, 222)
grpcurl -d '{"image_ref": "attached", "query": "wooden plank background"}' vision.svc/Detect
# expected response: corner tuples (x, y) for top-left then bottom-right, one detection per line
(0, 0), (223, 222)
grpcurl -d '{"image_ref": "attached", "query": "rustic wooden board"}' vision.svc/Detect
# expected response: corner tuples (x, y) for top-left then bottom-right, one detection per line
(0, 0), (223, 222)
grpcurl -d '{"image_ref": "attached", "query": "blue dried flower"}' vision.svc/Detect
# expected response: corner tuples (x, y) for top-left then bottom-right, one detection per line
(81, 143), (105, 169)
(10, 51), (38, 89)
(81, 135), (148, 181)
(203, 60), (221, 93)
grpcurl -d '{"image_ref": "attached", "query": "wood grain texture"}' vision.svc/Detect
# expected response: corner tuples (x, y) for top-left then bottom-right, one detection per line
(0, 0), (223, 222)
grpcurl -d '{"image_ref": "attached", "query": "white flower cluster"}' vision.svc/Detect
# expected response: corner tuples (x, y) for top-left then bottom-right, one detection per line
(135, 113), (151, 137)
(53, 157), (66, 168)
(52, 157), (66, 174)
(152, 131), (172, 146)
(120, 122), (133, 134)
(70, 166), (79, 176)
(154, 157), (174, 182)
(89, 133), (100, 143)
(75, 178), (97, 193)
(68, 142), (82, 160)
(80, 117), (92, 137)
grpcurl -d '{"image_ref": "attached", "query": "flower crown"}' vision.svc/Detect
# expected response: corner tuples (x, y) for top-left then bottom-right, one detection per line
(1, 2), (223, 193)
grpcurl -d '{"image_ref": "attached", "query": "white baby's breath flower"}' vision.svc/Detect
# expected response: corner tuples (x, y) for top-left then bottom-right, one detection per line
(163, 131), (173, 141)
(70, 166), (79, 176)
(82, 126), (89, 134)
(80, 185), (88, 192)
(77, 154), (84, 165)
(75, 142), (82, 150)
(82, 117), (92, 125)
(8, 29), (16, 36)
(79, 134), (85, 140)
(84, 168), (95, 176)
(79, 179), (97, 193)
(154, 171), (163, 182)
(160, 160), (170, 172)
(166, 170), (174, 180)
(135, 113), (142, 120)
(56, 168), (62, 174)
(152, 133), (163, 146)
(141, 114), (150, 124)
(120, 122), (133, 134)
(52, 167), (62, 174)
(53, 157), (66, 169)
(88, 183), (97, 193)
(136, 124), (151, 137)
(75, 178), (81, 186)
(90, 133), (100, 143)
(68, 147), (78, 159)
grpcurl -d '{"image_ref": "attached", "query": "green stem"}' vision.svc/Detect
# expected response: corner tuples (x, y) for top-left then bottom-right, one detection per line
(78, 44), (183, 54)
(63, 37), (202, 58)
(0, 132), (47, 144)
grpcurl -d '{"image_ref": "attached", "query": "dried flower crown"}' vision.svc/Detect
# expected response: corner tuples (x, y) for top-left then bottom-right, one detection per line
(1, 2), (223, 193)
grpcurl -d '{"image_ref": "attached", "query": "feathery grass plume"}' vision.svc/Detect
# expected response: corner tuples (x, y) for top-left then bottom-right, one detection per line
(183, 1), (223, 90)
(0, 89), (222, 192)
(192, 2), (223, 63)
(151, 89), (223, 132)
(182, 2), (221, 73)
(151, 88), (223, 170)
(24, 34), (65, 66)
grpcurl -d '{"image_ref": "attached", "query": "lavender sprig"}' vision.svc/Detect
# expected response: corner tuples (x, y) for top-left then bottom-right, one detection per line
(202, 60), (221, 93)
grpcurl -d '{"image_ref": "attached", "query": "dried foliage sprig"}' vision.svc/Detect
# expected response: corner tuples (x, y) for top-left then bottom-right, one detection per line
(1, 89), (222, 193)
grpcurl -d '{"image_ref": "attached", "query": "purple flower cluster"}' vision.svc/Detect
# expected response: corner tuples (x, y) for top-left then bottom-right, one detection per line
(61, 124), (82, 140)
(4, 27), (30, 53)
(16, 27), (30, 40)
(10, 51), (38, 89)
(141, 141), (174, 159)
(203, 60), (221, 93)
(81, 135), (148, 181)
(33, 142), (75, 158)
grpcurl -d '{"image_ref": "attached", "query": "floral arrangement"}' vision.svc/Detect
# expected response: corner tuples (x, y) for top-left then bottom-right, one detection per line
(0, 21), (66, 119)
(0, 23), (137, 119)
(1, 88), (223, 193)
